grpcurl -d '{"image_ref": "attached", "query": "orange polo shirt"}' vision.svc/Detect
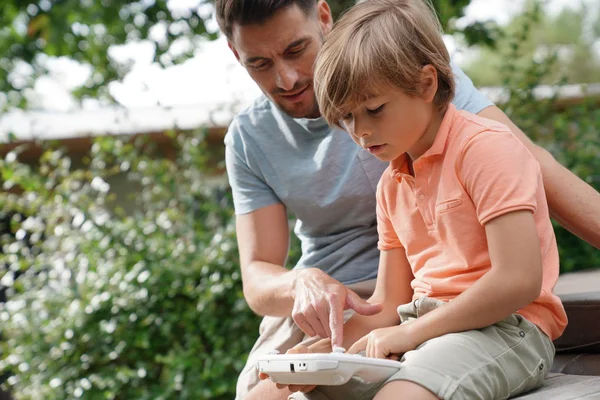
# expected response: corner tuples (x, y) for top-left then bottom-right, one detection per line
(376, 104), (567, 340)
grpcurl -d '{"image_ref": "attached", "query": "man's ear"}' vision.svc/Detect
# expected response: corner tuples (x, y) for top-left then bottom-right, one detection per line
(420, 64), (438, 104)
(228, 41), (241, 63)
(317, 0), (334, 36)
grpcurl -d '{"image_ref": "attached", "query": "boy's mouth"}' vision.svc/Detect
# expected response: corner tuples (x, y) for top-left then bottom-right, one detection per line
(367, 144), (386, 155)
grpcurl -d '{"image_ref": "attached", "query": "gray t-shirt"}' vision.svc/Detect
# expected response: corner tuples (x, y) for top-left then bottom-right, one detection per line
(224, 64), (493, 285)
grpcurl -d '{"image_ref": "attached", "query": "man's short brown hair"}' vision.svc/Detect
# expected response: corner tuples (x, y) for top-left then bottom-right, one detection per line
(216, 0), (318, 39)
(314, 0), (455, 127)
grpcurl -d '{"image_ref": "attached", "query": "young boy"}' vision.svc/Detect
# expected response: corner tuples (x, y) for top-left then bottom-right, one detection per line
(302, 0), (568, 399)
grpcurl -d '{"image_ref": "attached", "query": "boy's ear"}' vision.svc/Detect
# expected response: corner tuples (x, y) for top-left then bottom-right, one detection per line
(420, 65), (438, 103)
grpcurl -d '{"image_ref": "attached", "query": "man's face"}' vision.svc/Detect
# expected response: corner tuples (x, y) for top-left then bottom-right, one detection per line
(229, 2), (333, 119)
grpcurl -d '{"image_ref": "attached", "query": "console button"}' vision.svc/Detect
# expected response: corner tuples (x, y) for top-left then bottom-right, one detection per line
(315, 360), (339, 370)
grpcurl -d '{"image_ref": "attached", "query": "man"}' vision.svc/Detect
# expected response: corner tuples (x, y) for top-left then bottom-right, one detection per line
(215, 1), (600, 399)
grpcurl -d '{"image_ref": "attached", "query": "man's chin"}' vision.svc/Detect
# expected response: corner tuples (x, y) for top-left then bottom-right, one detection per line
(273, 99), (320, 119)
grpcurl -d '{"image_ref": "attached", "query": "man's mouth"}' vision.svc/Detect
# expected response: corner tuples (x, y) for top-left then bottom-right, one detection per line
(280, 85), (309, 102)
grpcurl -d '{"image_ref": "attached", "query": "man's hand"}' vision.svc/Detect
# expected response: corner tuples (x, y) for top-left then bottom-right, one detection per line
(347, 324), (418, 359)
(292, 268), (382, 347)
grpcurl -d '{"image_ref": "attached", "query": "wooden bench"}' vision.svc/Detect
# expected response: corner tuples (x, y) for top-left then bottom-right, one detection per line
(515, 269), (600, 399)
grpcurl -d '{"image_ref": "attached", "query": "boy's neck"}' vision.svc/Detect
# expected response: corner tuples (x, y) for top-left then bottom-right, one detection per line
(407, 107), (447, 161)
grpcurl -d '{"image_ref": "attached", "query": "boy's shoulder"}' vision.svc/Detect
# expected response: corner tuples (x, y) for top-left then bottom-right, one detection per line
(453, 109), (512, 140)
(445, 109), (516, 155)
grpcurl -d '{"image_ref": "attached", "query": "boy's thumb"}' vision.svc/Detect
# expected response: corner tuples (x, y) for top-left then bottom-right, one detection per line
(345, 290), (382, 316)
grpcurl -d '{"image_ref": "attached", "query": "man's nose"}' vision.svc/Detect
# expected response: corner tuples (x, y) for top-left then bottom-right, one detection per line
(275, 63), (298, 91)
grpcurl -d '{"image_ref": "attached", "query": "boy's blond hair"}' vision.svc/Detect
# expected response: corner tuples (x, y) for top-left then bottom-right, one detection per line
(314, 0), (455, 128)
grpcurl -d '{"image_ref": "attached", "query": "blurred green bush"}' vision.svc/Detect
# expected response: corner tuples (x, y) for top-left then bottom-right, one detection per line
(495, 9), (600, 273)
(0, 132), (263, 399)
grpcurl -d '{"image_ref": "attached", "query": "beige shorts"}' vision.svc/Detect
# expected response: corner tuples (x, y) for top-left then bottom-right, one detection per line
(235, 279), (377, 399)
(293, 297), (555, 400)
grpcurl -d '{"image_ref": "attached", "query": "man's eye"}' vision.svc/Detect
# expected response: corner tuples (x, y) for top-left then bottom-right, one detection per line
(252, 62), (269, 71)
(288, 46), (304, 56)
(367, 104), (384, 114)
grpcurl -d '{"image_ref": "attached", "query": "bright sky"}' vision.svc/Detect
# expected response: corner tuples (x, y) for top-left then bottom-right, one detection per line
(15, 0), (599, 114)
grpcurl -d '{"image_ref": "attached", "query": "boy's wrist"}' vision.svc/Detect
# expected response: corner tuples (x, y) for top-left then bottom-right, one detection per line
(404, 316), (442, 348)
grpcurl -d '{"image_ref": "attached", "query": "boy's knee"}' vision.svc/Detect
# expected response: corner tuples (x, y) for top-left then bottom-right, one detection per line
(374, 380), (439, 400)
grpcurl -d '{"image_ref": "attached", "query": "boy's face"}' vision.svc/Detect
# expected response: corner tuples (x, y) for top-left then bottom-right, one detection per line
(228, 2), (333, 119)
(340, 67), (440, 162)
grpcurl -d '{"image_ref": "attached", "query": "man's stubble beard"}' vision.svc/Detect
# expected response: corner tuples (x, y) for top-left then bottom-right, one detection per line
(278, 92), (321, 119)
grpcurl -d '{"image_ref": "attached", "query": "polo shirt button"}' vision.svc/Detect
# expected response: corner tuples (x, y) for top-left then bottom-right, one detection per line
(519, 331), (525, 337)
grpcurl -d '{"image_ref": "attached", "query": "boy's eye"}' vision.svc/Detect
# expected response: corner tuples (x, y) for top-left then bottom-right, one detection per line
(367, 104), (384, 114)
(342, 113), (353, 121)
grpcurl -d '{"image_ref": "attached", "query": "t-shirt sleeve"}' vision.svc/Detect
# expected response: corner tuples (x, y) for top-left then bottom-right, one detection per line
(376, 182), (403, 250)
(224, 121), (282, 215)
(451, 61), (494, 115)
(457, 129), (541, 225)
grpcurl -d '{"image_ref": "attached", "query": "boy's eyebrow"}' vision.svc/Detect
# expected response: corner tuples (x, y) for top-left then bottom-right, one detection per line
(245, 37), (311, 64)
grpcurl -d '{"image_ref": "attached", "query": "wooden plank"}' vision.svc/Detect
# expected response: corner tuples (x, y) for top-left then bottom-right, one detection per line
(515, 373), (600, 399)
(554, 270), (600, 302)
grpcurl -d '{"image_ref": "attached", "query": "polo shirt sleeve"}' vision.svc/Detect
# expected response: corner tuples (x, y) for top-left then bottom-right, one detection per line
(376, 180), (403, 250)
(451, 61), (494, 115)
(224, 119), (282, 215)
(457, 129), (540, 225)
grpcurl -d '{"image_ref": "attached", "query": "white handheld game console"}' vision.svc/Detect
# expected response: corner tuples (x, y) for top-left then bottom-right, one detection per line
(256, 347), (401, 386)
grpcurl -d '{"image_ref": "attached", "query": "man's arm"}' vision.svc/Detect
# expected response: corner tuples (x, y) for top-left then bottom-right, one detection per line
(236, 203), (381, 340)
(236, 203), (295, 317)
(478, 105), (600, 249)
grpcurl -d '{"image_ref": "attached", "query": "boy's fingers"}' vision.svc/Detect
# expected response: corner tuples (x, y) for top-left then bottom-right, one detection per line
(347, 335), (368, 354)
(287, 344), (310, 354)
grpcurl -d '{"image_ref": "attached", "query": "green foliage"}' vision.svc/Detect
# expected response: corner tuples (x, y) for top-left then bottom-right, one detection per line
(0, 132), (261, 399)
(0, 0), (217, 108)
(0, 0), (498, 109)
(464, 0), (600, 86)
(492, 3), (600, 273)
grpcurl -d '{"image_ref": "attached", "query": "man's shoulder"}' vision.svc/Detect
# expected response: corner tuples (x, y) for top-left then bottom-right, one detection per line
(226, 96), (275, 138)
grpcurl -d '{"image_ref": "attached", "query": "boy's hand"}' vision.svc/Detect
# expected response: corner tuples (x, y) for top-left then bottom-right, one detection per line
(347, 324), (418, 359)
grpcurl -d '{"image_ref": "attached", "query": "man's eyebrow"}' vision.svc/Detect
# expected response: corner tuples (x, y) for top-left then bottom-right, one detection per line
(245, 55), (267, 64)
(284, 37), (310, 52)
(244, 37), (311, 64)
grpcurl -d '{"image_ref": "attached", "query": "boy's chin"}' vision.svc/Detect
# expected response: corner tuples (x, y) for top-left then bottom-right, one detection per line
(374, 153), (396, 163)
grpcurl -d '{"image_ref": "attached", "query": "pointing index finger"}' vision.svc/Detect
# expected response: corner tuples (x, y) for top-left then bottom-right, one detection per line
(328, 298), (345, 347)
